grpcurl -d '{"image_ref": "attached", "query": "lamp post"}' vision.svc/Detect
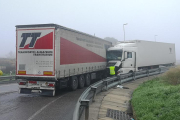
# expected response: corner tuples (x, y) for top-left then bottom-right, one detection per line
(154, 35), (158, 42)
(123, 23), (128, 41)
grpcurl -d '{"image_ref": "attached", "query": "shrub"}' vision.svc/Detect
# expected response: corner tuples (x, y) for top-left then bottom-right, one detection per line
(0, 70), (3, 76)
(162, 66), (180, 85)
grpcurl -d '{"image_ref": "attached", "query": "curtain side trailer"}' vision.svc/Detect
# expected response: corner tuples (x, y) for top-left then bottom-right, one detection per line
(16, 24), (112, 96)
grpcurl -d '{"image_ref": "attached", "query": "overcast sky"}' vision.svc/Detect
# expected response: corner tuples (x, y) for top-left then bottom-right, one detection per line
(0, 0), (179, 59)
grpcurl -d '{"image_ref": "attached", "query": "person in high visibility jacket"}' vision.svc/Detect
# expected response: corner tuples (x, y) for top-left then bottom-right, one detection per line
(109, 66), (115, 75)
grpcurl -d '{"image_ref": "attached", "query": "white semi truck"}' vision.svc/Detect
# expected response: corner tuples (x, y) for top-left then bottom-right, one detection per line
(16, 24), (111, 96)
(107, 40), (176, 75)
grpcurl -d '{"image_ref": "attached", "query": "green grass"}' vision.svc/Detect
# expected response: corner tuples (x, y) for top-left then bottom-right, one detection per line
(1, 73), (15, 76)
(2, 73), (10, 76)
(132, 75), (180, 120)
(0, 79), (14, 82)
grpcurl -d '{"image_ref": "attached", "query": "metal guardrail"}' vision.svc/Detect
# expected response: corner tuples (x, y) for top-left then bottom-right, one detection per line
(0, 76), (16, 83)
(73, 67), (170, 120)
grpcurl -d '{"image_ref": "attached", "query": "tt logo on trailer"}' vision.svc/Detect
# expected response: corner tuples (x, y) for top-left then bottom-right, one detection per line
(19, 33), (41, 48)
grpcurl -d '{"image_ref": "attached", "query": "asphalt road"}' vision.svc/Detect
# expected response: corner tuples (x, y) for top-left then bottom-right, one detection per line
(0, 83), (86, 120)
(0, 83), (18, 94)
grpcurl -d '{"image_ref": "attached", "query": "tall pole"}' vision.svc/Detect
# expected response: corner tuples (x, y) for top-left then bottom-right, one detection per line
(123, 23), (128, 41)
(154, 35), (158, 42)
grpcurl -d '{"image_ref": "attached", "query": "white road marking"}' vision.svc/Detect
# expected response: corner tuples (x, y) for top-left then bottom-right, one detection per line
(27, 95), (65, 120)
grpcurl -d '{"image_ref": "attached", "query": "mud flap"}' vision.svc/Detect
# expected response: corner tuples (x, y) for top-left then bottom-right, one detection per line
(41, 89), (55, 96)
(19, 88), (55, 96)
(19, 88), (31, 94)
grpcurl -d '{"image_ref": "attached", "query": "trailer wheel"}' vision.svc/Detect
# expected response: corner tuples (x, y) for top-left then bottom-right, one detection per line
(78, 75), (85, 89)
(85, 74), (91, 87)
(70, 76), (78, 90)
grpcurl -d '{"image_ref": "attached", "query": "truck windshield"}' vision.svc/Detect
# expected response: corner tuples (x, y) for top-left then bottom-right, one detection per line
(106, 50), (122, 60)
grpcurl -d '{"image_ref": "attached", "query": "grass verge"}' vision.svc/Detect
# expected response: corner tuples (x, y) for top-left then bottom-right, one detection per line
(1, 73), (15, 76)
(131, 66), (180, 120)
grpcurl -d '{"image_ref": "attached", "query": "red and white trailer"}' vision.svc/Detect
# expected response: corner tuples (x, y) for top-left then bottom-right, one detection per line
(16, 24), (111, 96)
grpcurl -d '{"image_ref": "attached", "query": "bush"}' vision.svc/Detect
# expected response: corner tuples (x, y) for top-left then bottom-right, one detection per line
(0, 70), (3, 76)
(162, 66), (180, 85)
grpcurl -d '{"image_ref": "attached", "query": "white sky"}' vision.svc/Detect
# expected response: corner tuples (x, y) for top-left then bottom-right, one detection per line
(0, 0), (180, 59)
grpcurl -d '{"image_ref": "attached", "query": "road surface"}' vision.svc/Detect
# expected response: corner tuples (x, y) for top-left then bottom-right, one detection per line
(0, 83), (85, 120)
(0, 83), (18, 94)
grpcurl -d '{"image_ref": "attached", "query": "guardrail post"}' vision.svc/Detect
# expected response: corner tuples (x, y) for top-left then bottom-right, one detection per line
(80, 99), (90, 120)
(102, 80), (108, 91)
(159, 68), (161, 74)
(133, 72), (136, 81)
(91, 86), (97, 102)
(117, 75), (121, 85)
(10, 71), (12, 81)
(147, 70), (149, 80)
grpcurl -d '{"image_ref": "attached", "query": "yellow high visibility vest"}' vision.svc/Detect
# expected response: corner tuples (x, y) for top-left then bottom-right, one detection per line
(110, 66), (115, 75)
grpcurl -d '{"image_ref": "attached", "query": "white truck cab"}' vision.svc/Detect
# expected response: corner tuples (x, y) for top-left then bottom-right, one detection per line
(107, 42), (137, 74)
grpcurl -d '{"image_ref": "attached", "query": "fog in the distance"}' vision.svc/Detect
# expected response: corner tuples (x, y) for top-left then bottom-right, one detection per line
(0, 0), (179, 60)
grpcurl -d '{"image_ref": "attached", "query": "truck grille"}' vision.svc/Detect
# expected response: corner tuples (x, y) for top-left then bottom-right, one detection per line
(107, 62), (116, 67)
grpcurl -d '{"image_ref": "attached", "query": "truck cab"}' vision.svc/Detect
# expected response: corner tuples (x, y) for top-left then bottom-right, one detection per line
(106, 42), (137, 75)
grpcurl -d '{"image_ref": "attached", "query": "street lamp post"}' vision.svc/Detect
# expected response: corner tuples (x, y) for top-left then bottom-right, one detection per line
(123, 23), (128, 41)
(154, 35), (158, 42)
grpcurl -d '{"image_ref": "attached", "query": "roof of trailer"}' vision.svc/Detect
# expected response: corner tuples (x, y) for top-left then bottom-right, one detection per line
(16, 23), (111, 44)
(116, 40), (175, 45)
(16, 23), (57, 28)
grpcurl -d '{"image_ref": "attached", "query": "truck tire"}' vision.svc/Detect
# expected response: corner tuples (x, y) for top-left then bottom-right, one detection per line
(129, 71), (133, 77)
(70, 76), (78, 90)
(78, 75), (85, 89)
(85, 74), (91, 87)
(102, 70), (107, 79)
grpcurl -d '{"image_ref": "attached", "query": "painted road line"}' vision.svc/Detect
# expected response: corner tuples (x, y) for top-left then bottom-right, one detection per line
(27, 94), (65, 120)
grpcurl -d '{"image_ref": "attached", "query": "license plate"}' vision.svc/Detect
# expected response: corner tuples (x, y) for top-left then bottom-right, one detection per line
(32, 87), (40, 89)
(32, 90), (40, 93)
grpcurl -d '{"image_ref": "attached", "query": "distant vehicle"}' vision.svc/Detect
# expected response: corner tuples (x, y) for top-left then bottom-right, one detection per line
(16, 24), (111, 96)
(106, 40), (176, 75)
